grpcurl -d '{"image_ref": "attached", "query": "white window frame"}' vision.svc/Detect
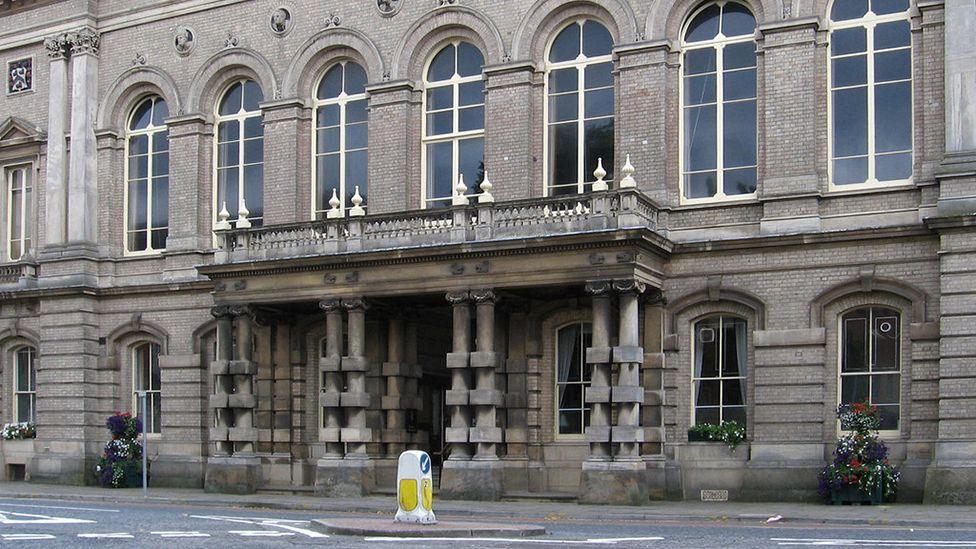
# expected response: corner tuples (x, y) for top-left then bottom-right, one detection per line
(12, 345), (36, 424)
(131, 342), (162, 436)
(827, 0), (914, 191)
(678, 1), (758, 205)
(543, 18), (615, 197)
(690, 315), (747, 426)
(123, 96), (168, 256)
(837, 306), (902, 437)
(554, 321), (592, 439)
(420, 40), (485, 209)
(312, 61), (369, 218)
(212, 79), (264, 231)
(5, 162), (33, 262)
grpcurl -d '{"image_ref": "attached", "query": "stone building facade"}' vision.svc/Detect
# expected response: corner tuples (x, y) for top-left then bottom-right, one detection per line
(0, 0), (973, 503)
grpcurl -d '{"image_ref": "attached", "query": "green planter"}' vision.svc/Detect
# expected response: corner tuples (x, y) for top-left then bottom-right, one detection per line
(829, 483), (883, 505)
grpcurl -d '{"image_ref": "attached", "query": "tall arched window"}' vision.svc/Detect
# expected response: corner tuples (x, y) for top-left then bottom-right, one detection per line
(545, 19), (614, 196)
(314, 61), (368, 217)
(13, 345), (36, 424)
(423, 41), (485, 208)
(840, 306), (900, 430)
(125, 96), (169, 253)
(692, 315), (747, 425)
(829, 0), (912, 187)
(215, 79), (264, 228)
(556, 321), (592, 436)
(132, 342), (161, 434)
(680, 2), (757, 202)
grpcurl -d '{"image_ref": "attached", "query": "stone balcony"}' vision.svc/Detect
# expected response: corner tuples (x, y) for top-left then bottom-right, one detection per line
(214, 187), (662, 265)
(0, 260), (38, 289)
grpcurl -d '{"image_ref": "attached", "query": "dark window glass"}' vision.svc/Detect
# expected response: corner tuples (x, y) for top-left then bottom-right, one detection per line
(831, 0), (869, 21)
(685, 4), (721, 42)
(550, 22), (581, 62)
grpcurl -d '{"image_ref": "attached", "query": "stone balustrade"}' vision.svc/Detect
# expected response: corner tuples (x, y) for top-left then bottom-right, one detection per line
(215, 187), (660, 264)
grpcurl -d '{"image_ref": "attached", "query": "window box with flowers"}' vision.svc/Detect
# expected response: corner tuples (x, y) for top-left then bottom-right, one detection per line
(819, 402), (900, 505)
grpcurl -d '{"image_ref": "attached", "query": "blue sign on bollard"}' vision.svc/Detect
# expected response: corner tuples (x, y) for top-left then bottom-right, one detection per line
(420, 453), (430, 475)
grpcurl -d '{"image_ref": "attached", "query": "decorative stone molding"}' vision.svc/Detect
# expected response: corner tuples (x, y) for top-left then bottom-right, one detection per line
(342, 297), (368, 311)
(66, 28), (100, 56)
(470, 288), (498, 304)
(377, 0), (403, 16)
(612, 279), (646, 295)
(585, 280), (613, 296)
(324, 13), (341, 28)
(174, 25), (195, 56)
(210, 305), (235, 319)
(318, 299), (343, 313)
(223, 31), (240, 49)
(43, 34), (70, 59)
(131, 53), (146, 66)
(270, 7), (292, 35)
(445, 290), (471, 304)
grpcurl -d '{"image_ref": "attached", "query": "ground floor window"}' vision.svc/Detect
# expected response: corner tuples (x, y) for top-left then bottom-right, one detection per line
(692, 315), (747, 425)
(840, 306), (900, 430)
(13, 346), (36, 423)
(556, 321), (592, 436)
(132, 342), (162, 434)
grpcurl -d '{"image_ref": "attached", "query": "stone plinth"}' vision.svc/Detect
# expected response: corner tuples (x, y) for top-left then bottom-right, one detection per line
(579, 460), (648, 505)
(204, 455), (261, 494)
(311, 518), (545, 538)
(315, 457), (375, 497)
(439, 459), (503, 501)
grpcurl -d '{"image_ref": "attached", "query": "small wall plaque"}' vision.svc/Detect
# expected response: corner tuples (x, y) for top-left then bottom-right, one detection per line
(6, 57), (32, 94)
(700, 489), (729, 502)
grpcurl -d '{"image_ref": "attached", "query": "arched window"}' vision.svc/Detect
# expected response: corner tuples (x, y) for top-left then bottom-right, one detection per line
(423, 41), (485, 208)
(546, 19), (615, 196)
(125, 96), (169, 253)
(314, 61), (368, 217)
(556, 321), (592, 436)
(5, 163), (32, 261)
(12, 346), (36, 423)
(132, 342), (162, 434)
(829, 0), (912, 187)
(840, 306), (900, 430)
(215, 79), (264, 228)
(680, 2), (757, 202)
(692, 315), (747, 425)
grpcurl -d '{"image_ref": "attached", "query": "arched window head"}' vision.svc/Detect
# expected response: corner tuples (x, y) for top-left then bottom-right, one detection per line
(215, 79), (264, 229)
(681, 2), (757, 203)
(12, 345), (37, 424)
(314, 61), (369, 218)
(125, 96), (169, 254)
(692, 315), (747, 426)
(839, 306), (901, 430)
(132, 342), (162, 434)
(423, 41), (485, 208)
(546, 19), (615, 196)
(829, 0), (912, 188)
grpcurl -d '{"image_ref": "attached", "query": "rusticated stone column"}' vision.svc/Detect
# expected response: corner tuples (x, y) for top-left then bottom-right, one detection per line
(471, 289), (503, 460)
(318, 299), (344, 458)
(210, 306), (234, 456)
(342, 298), (371, 457)
(584, 281), (613, 462)
(612, 280), (645, 461)
(444, 291), (473, 460)
(382, 316), (410, 457)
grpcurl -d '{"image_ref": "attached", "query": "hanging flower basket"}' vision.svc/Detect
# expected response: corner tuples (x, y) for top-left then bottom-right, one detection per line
(94, 413), (147, 488)
(818, 401), (899, 505)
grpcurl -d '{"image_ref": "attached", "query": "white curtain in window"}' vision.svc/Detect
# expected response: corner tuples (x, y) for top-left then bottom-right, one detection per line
(557, 324), (580, 386)
(694, 325), (705, 407)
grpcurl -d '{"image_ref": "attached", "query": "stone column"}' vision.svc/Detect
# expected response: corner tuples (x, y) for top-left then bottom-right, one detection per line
(65, 28), (99, 248)
(444, 291), (473, 461)
(584, 281), (613, 462)
(212, 306), (234, 456)
(41, 34), (69, 250)
(470, 289), (503, 460)
(318, 299), (344, 458)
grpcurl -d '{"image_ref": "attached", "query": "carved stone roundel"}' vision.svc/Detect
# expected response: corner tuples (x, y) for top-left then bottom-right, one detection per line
(270, 7), (292, 35)
(377, 0), (403, 16)
(174, 25), (195, 56)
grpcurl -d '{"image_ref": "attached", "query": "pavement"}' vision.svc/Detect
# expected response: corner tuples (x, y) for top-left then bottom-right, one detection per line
(1, 481), (975, 529)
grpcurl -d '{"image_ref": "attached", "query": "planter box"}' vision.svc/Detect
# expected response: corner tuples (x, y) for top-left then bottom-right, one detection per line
(829, 483), (883, 505)
(99, 461), (147, 488)
(1, 438), (35, 464)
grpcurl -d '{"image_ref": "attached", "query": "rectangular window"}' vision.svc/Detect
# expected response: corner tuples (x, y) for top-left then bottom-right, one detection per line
(556, 322), (593, 436)
(840, 307), (901, 430)
(13, 346), (36, 423)
(132, 343), (162, 434)
(6, 164), (32, 261)
(693, 316), (747, 426)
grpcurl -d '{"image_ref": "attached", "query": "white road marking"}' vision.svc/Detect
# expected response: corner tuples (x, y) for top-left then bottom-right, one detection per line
(191, 514), (327, 538)
(0, 503), (119, 513)
(1, 534), (58, 540)
(772, 538), (976, 547)
(77, 532), (134, 539)
(366, 536), (663, 545)
(261, 522), (329, 538)
(0, 511), (95, 525)
(151, 531), (212, 538)
(229, 530), (295, 537)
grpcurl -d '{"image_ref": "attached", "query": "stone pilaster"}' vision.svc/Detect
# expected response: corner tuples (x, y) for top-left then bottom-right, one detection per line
(65, 28), (99, 248)
(260, 98), (307, 224)
(365, 80), (416, 212)
(483, 61), (535, 200)
(164, 114), (213, 254)
(41, 34), (69, 250)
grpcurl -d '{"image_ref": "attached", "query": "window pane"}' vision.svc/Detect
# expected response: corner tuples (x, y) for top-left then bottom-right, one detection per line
(128, 154), (148, 180)
(17, 395), (31, 423)
(695, 407), (720, 426)
(832, 27), (867, 55)
(16, 352), (29, 391)
(346, 150), (368, 204)
(428, 44), (455, 81)
(550, 22), (581, 63)
(721, 3), (756, 37)
(347, 99), (368, 124)
(685, 104), (717, 172)
(873, 314), (899, 370)
(129, 179), (148, 231)
(549, 68), (578, 94)
(151, 177), (168, 229)
(877, 152), (912, 181)
(219, 82), (242, 116)
(876, 404), (899, 430)
(723, 100), (756, 168)
(723, 379), (743, 405)
(217, 142), (238, 168)
(317, 104), (340, 127)
(833, 55), (868, 87)
(875, 50), (911, 82)
(458, 106), (485, 132)
(151, 150), (169, 177)
(582, 20), (613, 57)
(685, 74), (717, 106)
(724, 406), (746, 425)
(686, 172), (718, 199)
(833, 87), (868, 157)
(427, 86), (453, 111)
(558, 384), (582, 410)
(685, 48), (717, 75)
(346, 122), (368, 150)
(130, 99), (153, 130)
(875, 20), (911, 50)
(456, 42), (484, 76)
(427, 111), (453, 136)
(697, 320), (719, 378)
(723, 42), (756, 70)
(584, 88), (614, 118)
(549, 122), (578, 187)
(316, 154), (340, 209)
(459, 137), (485, 189)
(722, 318), (745, 375)
(243, 164), (263, 219)
(550, 93), (578, 122)
(151, 229), (167, 250)
(831, 0), (868, 21)
(318, 65), (343, 99)
(584, 118), (613, 182)
(834, 157), (868, 185)
(584, 62), (613, 89)
(723, 69), (755, 101)
(344, 62), (367, 95)
(242, 80), (263, 111)
(872, 0), (909, 15)
(129, 231), (147, 252)
(841, 374), (869, 404)
(875, 81), (911, 153)
(843, 315), (869, 372)
(459, 81), (484, 106)
(696, 380), (720, 406)
(686, 5), (721, 43)
(243, 138), (263, 165)
(10, 188), (22, 240)
(871, 373), (899, 404)
(218, 120), (239, 143)
(130, 134), (149, 156)
(243, 116), (263, 138)
(558, 326), (582, 382)
(559, 410), (583, 435)
(427, 141), (454, 200)
(724, 167), (757, 195)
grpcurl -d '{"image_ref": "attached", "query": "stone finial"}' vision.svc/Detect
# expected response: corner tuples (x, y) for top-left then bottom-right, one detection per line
(326, 188), (343, 219)
(478, 171), (494, 204)
(349, 186), (365, 216)
(619, 154), (636, 188)
(215, 202), (232, 230)
(236, 199), (252, 229)
(452, 174), (469, 206)
(592, 157), (608, 191)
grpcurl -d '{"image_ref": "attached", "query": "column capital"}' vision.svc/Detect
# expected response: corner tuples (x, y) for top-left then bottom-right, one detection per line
(66, 28), (100, 56)
(227, 304), (255, 319)
(445, 290), (471, 304)
(210, 305), (235, 319)
(471, 288), (499, 304)
(318, 299), (343, 313)
(612, 279), (646, 295)
(43, 34), (70, 60)
(585, 280), (613, 296)
(342, 297), (368, 311)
